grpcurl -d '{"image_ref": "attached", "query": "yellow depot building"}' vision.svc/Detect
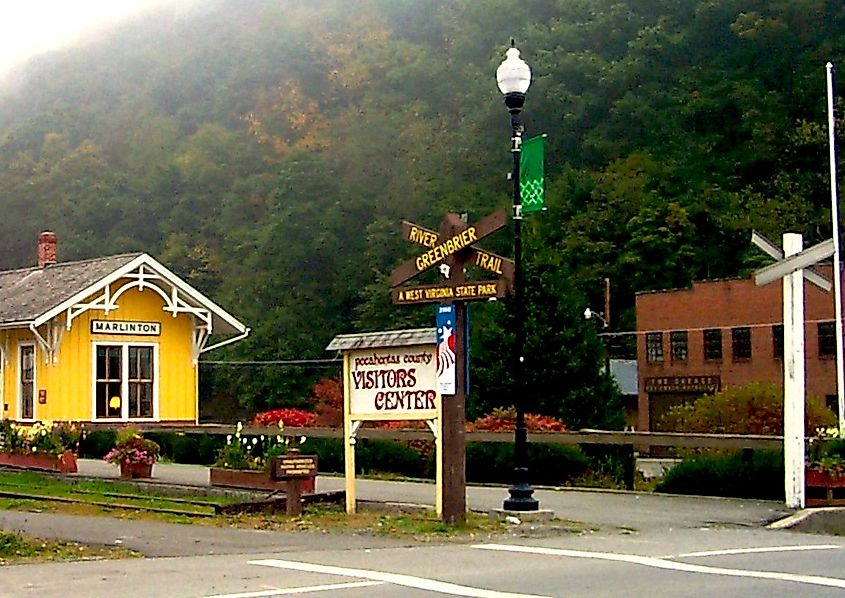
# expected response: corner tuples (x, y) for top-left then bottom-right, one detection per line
(0, 232), (249, 424)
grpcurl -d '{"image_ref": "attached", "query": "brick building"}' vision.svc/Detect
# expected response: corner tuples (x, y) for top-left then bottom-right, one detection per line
(635, 271), (841, 431)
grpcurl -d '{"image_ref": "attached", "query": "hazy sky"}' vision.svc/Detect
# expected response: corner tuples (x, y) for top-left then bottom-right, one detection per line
(0, 0), (166, 74)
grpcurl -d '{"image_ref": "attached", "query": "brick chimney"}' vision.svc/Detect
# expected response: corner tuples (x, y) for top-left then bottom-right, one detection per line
(37, 231), (57, 268)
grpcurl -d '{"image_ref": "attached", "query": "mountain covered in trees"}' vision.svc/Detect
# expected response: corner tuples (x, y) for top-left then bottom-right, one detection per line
(0, 0), (842, 427)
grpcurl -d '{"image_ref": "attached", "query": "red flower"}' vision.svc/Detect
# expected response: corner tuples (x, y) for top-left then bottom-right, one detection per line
(252, 408), (317, 428)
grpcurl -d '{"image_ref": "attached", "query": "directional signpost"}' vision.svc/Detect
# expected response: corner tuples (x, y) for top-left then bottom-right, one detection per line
(391, 210), (513, 524)
(752, 231), (835, 508)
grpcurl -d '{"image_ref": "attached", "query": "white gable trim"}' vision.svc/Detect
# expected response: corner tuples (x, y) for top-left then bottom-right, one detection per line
(32, 254), (248, 336)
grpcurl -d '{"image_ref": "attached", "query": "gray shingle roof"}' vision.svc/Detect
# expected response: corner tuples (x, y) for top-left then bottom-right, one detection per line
(0, 253), (142, 325)
(326, 328), (436, 351)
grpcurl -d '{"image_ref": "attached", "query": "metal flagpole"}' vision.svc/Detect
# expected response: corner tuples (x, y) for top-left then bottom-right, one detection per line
(826, 62), (844, 434)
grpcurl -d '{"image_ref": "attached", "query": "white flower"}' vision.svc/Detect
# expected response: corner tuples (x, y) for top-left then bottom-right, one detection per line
(299, 436), (306, 445)
(226, 435), (232, 444)
(252, 438), (258, 446)
(236, 422), (244, 432)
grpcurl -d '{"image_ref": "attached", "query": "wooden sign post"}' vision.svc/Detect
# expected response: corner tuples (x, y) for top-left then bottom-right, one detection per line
(270, 450), (318, 515)
(390, 210), (513, 524)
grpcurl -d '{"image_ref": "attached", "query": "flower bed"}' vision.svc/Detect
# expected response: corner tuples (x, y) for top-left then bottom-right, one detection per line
(0, 450), (77, 473)
(806, 426), (845, 506)
(0, 420), (80, 474)
(806, 467), (845, 506)
(210, 467), (315, 493)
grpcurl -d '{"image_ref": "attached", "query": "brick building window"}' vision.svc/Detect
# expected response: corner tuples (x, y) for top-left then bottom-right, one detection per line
(818, 321), (836, 358)
(670, 331), (688, 362)
(646, 332), (664, 363)
(772, 324), (784, 359)
(731, 327), (752, 361)
(703, 329), (722, 361)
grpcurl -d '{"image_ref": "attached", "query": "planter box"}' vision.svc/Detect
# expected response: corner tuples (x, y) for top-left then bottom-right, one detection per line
(0, 451), (78, 474)
(210, 467), (315, 493)
(119, 460), (154, 479)
(806, 467), (845, 506)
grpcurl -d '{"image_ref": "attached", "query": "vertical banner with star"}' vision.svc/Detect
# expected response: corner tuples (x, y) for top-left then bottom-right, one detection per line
(436, 304), (457, 395)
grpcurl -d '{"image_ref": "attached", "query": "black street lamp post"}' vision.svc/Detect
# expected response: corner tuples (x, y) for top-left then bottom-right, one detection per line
(497, 41), (539, 512)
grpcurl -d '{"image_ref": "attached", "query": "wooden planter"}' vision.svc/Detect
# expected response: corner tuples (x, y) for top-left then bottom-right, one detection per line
(806, 467), (845, 506)
(0, 451), (78, 473)
(119, 460), (154, 479)
(210, 467), (315, 493)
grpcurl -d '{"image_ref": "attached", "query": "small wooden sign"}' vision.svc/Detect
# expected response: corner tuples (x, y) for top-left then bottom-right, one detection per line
(271, 454), (318, 480)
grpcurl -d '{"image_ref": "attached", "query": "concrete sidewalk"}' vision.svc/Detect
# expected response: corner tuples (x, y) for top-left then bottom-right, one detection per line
(74, 459), (793, 531)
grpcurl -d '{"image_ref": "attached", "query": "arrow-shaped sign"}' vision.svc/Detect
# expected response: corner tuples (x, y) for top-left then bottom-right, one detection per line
(403, 221), (515, 283)
(390, 209), (508, 287)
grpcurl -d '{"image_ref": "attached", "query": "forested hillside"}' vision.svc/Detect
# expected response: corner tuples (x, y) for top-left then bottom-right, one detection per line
(0, 0), (842, 426)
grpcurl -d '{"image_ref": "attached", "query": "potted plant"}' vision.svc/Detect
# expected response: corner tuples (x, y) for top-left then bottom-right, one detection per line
(0, 420), (80, 473)
(806, 426), (845, 504)
(103, 427), (160, 479)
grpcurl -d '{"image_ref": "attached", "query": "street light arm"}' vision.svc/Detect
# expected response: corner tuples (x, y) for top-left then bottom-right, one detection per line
(584, 307), (609, 328)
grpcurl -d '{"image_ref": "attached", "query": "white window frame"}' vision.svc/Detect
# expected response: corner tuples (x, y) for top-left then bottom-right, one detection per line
(18, 342), (36, 422)
(91, 341), (159, 422)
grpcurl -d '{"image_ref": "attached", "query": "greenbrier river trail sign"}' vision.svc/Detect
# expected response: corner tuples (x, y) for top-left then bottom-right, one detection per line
(389, 209), (513, 524)
(389, 209), (513, 300)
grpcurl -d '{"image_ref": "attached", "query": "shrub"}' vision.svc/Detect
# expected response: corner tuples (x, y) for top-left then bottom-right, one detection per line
(79, 429), (117, 459)
(310, 376), (343, 427)
(466, 442), (588, 485)
(357, 440), (428, 478)
(658, 381), (835, 435)
(307, 438), (344, 473)
(655, 450), (784, 500)
(252, 408), (317, 428)
(173, 434), (224, 464)
(467, 407), (567, 432)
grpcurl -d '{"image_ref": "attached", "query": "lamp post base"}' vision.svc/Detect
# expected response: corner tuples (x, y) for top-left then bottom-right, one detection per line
(503, 467), (539, 511)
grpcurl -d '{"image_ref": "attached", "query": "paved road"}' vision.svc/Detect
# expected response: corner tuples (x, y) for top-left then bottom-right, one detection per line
(3, 460), (842, 597)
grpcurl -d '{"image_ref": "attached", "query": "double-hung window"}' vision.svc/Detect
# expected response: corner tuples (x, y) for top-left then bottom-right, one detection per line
(703, 329), (722, 361)
(646, 332), (664, 363)
(670, 331), (688, 362)
(19, 345), (35, 420)
(731, 327), (752, 361)
(95, 343), (156, 420)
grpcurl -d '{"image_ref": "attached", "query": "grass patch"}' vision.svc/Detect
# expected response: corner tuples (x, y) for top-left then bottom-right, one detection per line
(220, 504), (588, 541)
(0, 471), (589, 541)
(0, 471), (232, 516)
(0, 531), (137, 565)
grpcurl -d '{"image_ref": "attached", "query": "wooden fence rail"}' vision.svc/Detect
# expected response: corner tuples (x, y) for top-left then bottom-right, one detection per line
(120, 424), (783, 451)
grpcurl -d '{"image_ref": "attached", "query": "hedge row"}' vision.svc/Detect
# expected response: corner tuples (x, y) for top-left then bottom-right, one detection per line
(81, 431), (789, 498)
(79, 431), (592, 485)
(655, 450), (784, 500)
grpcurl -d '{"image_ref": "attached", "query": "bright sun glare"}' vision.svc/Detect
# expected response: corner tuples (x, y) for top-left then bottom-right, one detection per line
(0, 0), (165, 73)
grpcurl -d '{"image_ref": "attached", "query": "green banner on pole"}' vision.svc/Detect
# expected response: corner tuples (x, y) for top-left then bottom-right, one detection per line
(520, 135), (545, 214)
